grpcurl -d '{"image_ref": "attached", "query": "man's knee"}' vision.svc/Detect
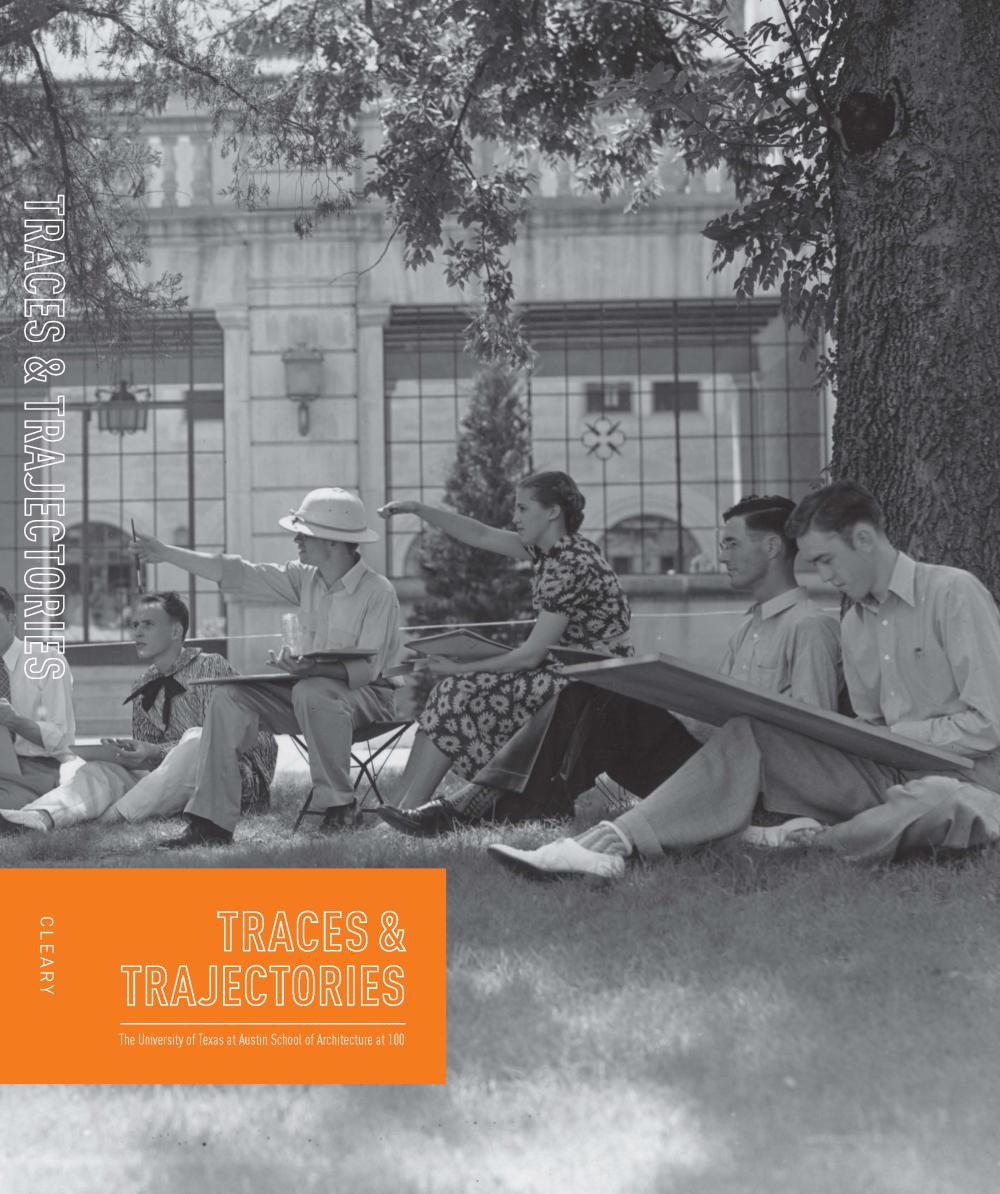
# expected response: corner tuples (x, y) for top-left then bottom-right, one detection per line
(292, 677), (350, 718)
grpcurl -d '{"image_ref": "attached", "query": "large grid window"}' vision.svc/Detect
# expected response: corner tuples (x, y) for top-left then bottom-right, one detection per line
(383, 299), (830, 578)
(0, 313), (226, 643)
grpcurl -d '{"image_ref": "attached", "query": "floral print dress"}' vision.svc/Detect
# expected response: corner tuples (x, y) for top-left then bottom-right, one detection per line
(419, 534), (632, 778)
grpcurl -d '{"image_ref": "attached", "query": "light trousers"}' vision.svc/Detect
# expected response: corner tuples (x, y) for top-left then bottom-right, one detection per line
(617, 715), (916, 858)
(0, 755), (62, 809)
(6, 729), (203, 827)
(616, 715), (1000, 863)
(186, 677), (394, 832)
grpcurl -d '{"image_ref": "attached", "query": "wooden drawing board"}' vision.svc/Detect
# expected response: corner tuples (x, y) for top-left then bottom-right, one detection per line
(300, 648), (376, 662)
(405, 630), (512, 661)
(560, 653), (971, 774)
(405, 630), (612, 667)
(74, 743), (125, 763)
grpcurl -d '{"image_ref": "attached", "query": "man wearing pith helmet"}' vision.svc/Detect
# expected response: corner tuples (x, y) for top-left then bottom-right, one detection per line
(131, 488), (404, 847)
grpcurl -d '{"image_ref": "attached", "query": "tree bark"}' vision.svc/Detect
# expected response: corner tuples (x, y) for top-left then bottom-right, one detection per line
(829, 0), (1000, 594)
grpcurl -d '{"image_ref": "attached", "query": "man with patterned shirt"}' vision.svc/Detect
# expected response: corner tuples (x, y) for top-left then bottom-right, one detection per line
(490, 480), (1000, 879)
(0, 592), (276, 834)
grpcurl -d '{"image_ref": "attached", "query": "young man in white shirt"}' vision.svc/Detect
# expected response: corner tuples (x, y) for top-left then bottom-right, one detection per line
(131, 489), (403, 847)
(0, 585), (75, 807)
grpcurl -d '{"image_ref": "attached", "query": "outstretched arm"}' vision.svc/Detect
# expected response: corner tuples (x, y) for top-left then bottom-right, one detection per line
(379, 500), (529, 561)
(129, 532), (224, 582)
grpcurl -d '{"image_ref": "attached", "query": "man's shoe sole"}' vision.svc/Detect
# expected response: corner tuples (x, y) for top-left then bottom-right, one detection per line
(486, 844), (565, 882)
(486, 842), (623, 884)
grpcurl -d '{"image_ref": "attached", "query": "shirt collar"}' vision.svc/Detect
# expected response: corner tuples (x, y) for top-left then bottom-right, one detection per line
(856, 552), (917, 613)
(747, 586), (807, 621)
(137, 645), (201, 687)
(337, 556), (370, 594)
(885, 552), (917, 606)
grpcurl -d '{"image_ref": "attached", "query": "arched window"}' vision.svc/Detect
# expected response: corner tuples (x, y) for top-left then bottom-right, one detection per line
(603, 514), (701, 575)
(65, 522), (142, 633)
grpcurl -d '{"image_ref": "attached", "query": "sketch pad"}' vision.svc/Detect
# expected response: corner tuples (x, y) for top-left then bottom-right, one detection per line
(405, 631), (512, 661)
(405, 631), (610, 666)
(560, 654), (972, 774)
(299, 648), (377, 662)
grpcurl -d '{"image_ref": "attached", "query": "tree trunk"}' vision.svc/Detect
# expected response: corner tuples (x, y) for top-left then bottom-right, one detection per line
(829, 0), (1000, 594)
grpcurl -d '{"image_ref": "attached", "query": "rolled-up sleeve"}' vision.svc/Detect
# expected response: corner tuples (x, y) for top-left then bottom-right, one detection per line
(218, 554), (303, 605)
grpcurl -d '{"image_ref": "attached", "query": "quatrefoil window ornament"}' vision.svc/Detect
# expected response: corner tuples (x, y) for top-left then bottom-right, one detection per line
(581, 416), (626, 461)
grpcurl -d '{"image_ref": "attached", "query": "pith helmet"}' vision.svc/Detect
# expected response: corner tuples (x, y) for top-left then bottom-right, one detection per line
(278, 488), (380, 543)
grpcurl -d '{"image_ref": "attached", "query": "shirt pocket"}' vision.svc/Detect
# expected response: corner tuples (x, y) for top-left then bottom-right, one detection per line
(905, 636), (953, 706)
(747, 647), (785, 693)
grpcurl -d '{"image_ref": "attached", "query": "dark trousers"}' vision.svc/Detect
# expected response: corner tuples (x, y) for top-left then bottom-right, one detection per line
(492, 684), (701, 823)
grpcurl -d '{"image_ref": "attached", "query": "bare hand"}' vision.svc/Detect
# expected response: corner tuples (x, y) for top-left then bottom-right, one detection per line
(377, 500), (420, 520)
(101, 738), (161, 769)
(266, 646), (315, 676)
(425, 656), (464, 676)
(128, 530), (169, 565)
(0, 699), (17, 726)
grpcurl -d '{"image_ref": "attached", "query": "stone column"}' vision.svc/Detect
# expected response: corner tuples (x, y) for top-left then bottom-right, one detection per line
(356, 303), (392, 575)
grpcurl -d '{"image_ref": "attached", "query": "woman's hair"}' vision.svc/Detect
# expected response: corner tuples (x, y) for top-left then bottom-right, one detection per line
(519, 471), (586, 534)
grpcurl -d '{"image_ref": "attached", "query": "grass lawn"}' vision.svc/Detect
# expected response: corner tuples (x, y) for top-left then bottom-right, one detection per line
(2, 766), (999, 1193)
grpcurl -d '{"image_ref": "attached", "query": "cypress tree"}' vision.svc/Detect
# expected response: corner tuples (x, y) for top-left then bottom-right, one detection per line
(412, 367), (534, 651)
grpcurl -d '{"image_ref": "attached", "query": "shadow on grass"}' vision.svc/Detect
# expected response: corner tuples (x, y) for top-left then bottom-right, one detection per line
(3, 771), (1000, 1192)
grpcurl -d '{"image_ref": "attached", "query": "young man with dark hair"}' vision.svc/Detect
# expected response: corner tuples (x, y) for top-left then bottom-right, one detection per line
(0, 592), (276, 834)
(380, 493), (841, 836)
(489, 479), (1000, 878)
(132, 489), (404, 848)
(0, 586), (75, 808)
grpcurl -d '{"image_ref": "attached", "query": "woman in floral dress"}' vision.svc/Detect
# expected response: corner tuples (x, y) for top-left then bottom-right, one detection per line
(377, 471), (632, 814)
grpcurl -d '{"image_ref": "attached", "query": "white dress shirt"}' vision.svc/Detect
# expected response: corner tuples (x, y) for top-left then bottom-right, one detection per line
(2, 637), (75, 760)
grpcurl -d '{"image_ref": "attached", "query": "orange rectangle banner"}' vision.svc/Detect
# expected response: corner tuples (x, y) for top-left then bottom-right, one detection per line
(0, 868), (446, 1083)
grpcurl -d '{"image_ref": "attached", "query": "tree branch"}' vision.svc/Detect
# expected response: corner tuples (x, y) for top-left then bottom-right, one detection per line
(0, 0), (72, 49)
(773, 0), (838, 131)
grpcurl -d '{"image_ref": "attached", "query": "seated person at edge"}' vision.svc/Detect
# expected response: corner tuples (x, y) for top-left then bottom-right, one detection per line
(376, 494), (842, 836)
(0, 592), (276, 836)
(375, 470), (633, 818)
(130, 488), (403, 848)
(489, 480), (1000, 880)
(0, 585), (75, 808)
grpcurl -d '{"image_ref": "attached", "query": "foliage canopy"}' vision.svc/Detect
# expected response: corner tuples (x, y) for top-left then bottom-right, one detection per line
(2, 0), (838, 358)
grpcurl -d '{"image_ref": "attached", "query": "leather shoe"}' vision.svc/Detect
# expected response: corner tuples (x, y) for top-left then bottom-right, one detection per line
(374, 800), (464, 837)
(157, 815), (233, 850)
(317, 803), (358, 834)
